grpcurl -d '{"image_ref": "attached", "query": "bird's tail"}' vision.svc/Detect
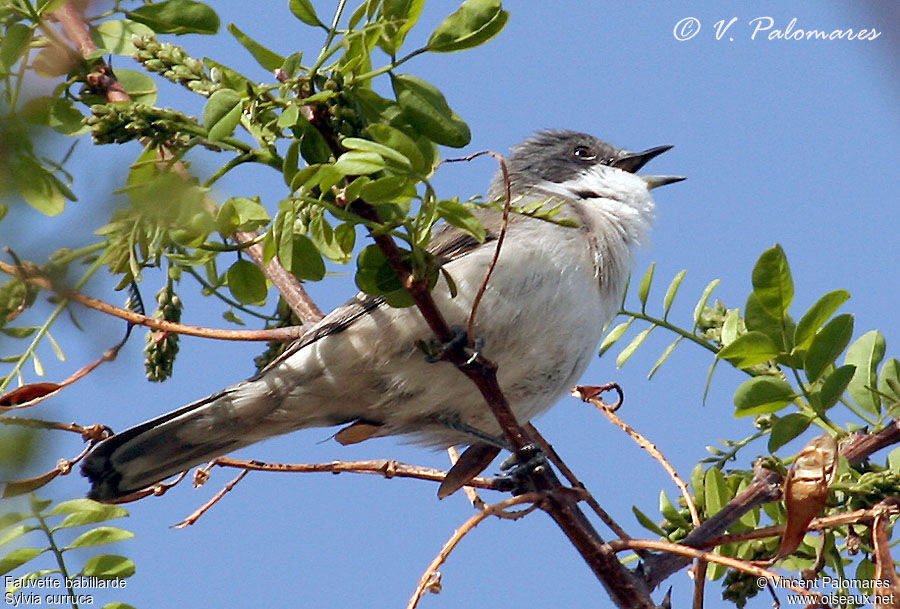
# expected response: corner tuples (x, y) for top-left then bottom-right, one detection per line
(81, 383), (289, 502)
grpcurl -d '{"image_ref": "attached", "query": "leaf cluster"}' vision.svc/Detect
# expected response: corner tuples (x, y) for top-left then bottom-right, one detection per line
(1, 494), (136, 609)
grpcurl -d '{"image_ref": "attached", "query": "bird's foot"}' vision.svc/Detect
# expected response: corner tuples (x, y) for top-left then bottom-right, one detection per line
(419, 326), (484, 364)
(498, 443), (550, 495)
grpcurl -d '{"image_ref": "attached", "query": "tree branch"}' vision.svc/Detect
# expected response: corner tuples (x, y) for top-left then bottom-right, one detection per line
(49, 2), (318, 324)
(0, 258), (303, 341)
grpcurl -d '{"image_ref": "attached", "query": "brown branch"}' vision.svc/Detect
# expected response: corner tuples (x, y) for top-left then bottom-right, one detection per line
(313, 119), (655, 607)
(439, 150), (511, 344)
(49, 2), (318, 324)
(610, 539), (830, 603)
(174, 468), (250, 528)
(872, 501), (900, 606)
(0, 258), (303, 341)
(576, 384), (701, 527)
(233, 230), (324, 322)
(406, 493), (545, 609)
(524, 422), (637, 545)
(706, 506), (898, 547)
(643, 461), (783, 588)
(642, 420), (900, 589)
(203, 456), (510, 491)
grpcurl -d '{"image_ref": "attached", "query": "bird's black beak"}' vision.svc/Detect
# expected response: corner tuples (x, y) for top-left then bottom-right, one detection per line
(613, 145), (685, 190)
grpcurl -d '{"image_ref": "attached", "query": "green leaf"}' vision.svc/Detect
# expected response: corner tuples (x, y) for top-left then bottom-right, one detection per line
(0, 548), (43, 576)
(203, 89), (243, 142)
(767, 413), (811, 452)
(689, 464), (705, 510)
(818, 364), (856, 411)
(216, 196), (270, 234)
(616, 327), (653, 368)
(91, 20), (154, 56)
(81, 555), (136, 579)
(793, 289), (851, 352)
(703, 467), (729, 517)
(428, 0), (508, 52)
(13, 158), (66, 216)
(391, 74), (471, 148)
(720, 308), (741, 346)
(114, 69), (158, 105)
(226, 259), (267, 305)
(49, 500), (128, 528)
(888, 446), (900, 473)
(804, 313), (853, 382)
(734, 376), (795, 416)
(366, 124), (429, 174)
(290, 235), (325, 281)
(844, 330), (886, 415)
(436, 200), (485, 242)
(877, 358), (900, 405)
(637, 262), (655, 311)
(333, 150), (385, 175)
(355, 245), (418, 307)
(599, 319), (633, 356)
(227, 24), (285, 71)
(659, 490), (690, 529)
(662, 269), (687, 318)
(341, 137), (412, 170)
(0, 23), (33, 74)
(127, 0), (220, 35)
(102, 604), (139, 609)
(648, 337), (681, 380)
(378, 0), (425, 55)
(289, 0), (324, 27)
(717, 331), (780, 369)
(359, 175), (411, 204)
(64, 526), (134, 550)
(0, 512), (27, 531)
(751, 244), (794, 319)
(692, 278), (720, 326)
(632, 506), (666, 537)
(0, 524), (33, 547)
(744, 292), (785, 349)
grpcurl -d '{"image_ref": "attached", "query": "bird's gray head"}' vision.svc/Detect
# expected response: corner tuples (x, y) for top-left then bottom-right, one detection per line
(487, 129), (684, 244)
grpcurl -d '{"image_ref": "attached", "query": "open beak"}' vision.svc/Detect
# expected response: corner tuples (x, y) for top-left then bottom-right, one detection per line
(612, 145), (685, 190)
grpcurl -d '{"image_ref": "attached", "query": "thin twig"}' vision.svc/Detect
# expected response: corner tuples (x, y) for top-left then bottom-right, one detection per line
(439, 150), (511, 347)
(0, 258), (303, 341)
(406, 493), (545, 609)
(524, 422), (636, 544)
(174, 468), (250, 528)
(609, 539), (828, 602)
(575, 384), (701, 526)
(204, 456), (509, 491)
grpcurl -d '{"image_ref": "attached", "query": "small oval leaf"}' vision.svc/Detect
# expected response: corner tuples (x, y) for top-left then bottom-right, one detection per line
(226, 259), (268, 305)
(734, 376), (795, 416)
(717, 331), (780, 369)
(804, 313), (854, 382)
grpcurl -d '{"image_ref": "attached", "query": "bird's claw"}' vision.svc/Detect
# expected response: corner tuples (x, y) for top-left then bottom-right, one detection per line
(420, 326), (484, 364)
(498, 444), (549, 495)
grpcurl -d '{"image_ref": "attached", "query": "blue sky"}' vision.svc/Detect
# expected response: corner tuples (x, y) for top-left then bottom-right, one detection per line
(2, 2), (897, 608)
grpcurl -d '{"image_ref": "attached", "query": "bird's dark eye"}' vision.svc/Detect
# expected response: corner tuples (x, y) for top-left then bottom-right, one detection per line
(573, 145), (596, 161)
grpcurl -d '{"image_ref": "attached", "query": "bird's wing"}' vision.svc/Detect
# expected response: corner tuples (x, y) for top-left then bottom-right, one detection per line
(254, 217), (500, 378)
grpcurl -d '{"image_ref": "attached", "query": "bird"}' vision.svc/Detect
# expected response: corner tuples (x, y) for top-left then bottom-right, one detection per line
(82, 129), (684, 502)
